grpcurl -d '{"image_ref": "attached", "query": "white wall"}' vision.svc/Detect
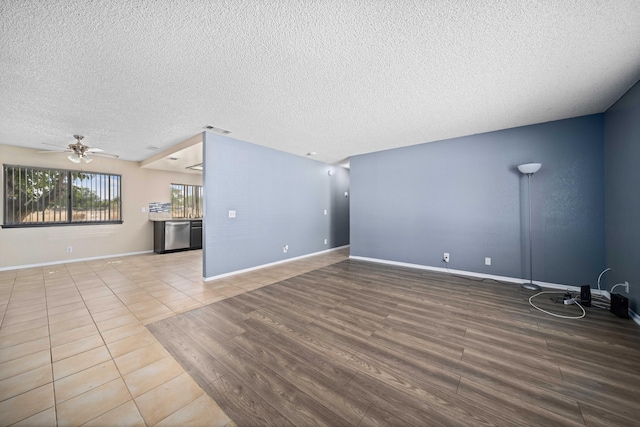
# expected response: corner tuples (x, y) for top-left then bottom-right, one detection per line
(0, 144), (201, 269)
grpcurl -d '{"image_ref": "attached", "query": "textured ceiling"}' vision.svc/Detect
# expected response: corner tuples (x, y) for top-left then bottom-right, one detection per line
(1, 1), (640, 165)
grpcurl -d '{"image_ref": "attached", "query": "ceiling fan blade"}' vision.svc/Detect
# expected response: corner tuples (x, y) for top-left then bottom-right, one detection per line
(41, 142), (70, 149)
(86, 147), (104, 153)
(90, 152), (119, 158)
(37, 149), (72, 154)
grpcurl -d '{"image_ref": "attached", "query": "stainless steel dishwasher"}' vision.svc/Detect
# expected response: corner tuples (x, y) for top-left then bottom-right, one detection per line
(164, 221), (191, 250)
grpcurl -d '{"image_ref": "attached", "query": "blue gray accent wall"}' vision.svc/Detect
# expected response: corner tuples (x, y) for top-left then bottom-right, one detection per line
(329, 166), (350, 248)
(202, 132), (349, 278)
(605, 80), (640, 313)
(350, 115), (605, 286)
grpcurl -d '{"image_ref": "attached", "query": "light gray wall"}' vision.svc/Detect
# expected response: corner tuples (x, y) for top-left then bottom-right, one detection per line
(202, 133), (349, 278)
(605, 80), (640, 312)
(351, 115), (605, 286)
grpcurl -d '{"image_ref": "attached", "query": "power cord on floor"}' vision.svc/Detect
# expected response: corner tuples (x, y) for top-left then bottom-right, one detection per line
(590, 267), (613, 309)
(441, 262), (609, 319)
(528, 291), (586, 319)
(590, 294), (610, 309)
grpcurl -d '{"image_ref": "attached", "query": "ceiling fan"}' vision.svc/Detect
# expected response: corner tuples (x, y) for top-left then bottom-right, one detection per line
(39, 135), (119, 163)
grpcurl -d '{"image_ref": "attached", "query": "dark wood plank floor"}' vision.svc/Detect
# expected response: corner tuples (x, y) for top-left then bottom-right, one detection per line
(148, 260), (640, 426)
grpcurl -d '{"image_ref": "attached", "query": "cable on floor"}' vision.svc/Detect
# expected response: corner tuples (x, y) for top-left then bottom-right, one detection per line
(528, 291), (586, 319)
(442, 262), (606, 318)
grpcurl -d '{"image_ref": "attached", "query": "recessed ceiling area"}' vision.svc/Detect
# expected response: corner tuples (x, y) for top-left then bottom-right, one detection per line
(140, 134), (203, 174)
(1, 1), (640, 167)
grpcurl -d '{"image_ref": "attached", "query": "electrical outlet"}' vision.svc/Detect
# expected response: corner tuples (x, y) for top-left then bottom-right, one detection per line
(66, 247), (72, 253)
(324, 239), (328, 245)
(283, 245), (288, 253)
(443, 253), (450, 263)
(485, 257), (491, 266)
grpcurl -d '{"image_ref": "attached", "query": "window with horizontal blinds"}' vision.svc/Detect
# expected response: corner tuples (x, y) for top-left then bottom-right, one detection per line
(3, 165), (122, 227)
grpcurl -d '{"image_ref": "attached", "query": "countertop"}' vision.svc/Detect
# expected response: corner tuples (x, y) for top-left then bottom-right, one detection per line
(149, 218), (203, 222)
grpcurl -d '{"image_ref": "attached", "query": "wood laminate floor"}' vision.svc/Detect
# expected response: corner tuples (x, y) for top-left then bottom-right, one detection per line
(148, 260), (640, 426)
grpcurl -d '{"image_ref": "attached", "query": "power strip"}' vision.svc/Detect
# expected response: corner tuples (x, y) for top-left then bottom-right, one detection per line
(562, 292), (574, 305)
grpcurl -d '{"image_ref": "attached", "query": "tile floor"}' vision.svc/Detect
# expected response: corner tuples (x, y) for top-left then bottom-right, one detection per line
(0, 248), (349, 426)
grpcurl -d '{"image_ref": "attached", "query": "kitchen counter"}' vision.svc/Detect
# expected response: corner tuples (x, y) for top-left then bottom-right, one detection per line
(153, 219), (202, 253)
(149, 217), (202, 221)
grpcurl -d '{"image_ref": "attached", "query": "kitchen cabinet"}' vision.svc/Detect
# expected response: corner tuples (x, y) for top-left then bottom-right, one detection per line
(153, 219), (202, 253)
(190, 220), (202, 249)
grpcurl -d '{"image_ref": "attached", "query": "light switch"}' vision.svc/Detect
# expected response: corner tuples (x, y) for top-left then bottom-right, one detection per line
(228, 210), (236, 218)
(324, 210), (327, 215)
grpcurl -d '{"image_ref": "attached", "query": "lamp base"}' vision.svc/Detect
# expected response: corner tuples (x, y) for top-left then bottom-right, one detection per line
(521, 282), (542, 291)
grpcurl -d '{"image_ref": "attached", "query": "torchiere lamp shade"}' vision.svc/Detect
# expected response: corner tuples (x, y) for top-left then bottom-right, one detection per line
(518, 163), (542, 174)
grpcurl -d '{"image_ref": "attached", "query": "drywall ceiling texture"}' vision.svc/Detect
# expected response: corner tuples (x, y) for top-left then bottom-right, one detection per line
(1, 1), (640, 164)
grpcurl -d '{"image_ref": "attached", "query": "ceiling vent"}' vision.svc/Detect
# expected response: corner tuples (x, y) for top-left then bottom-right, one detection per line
(204, 125), (231, 134)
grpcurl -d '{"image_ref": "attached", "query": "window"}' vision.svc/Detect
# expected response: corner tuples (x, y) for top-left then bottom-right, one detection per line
(3, 165), (122, 227)
(170, 183), (202, 218)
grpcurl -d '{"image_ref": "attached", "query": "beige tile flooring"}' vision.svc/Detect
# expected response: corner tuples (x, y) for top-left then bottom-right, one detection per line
(0, 248), (349, 426)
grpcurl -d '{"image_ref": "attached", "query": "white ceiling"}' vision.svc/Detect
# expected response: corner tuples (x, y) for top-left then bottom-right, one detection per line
(1, 1), (640, 167)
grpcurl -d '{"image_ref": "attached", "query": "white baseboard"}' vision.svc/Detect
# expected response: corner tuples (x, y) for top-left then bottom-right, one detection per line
(349, 255), (576, 289)
(630, 310), (640, 326)
(349, 255), (640, 326)
(203, 245), (350, 282)
(0, 250), (154, 272)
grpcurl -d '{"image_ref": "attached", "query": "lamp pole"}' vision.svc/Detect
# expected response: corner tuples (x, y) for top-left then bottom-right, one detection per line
(517, 163), (542, 291)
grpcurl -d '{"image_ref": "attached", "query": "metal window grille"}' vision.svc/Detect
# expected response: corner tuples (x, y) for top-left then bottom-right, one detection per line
(171, 184), (202, 218)
(3, 165), (121, 226)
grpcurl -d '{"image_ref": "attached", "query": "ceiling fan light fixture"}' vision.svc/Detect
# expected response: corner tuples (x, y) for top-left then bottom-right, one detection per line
(42, 135), (117, 163)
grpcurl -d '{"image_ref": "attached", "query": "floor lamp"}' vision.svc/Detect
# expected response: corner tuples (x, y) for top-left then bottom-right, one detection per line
(518, 163), (542, 291)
